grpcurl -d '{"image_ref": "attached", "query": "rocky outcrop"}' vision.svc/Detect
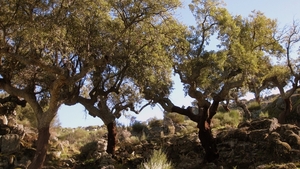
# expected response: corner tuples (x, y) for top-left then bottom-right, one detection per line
(215, 118), (300, 168)
(0, 101), (35, 169)
(69, 117), (300, 169)
(1, 108), (299, 169)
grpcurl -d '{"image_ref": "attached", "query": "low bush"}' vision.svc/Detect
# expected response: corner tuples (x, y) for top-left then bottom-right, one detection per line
(165, 113), (185, 124)
(148, 118), (163, 128)
(212, 110), (241, 128)
(247, 102), (262, 112)
(138, 148), (173, 169)
(131, 121), (148, 134)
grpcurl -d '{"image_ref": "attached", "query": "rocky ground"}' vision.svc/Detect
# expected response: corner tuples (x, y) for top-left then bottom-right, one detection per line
(1, 93), (300, 168)
(1, 116), (300, 168)
(48, 118), (300, 169)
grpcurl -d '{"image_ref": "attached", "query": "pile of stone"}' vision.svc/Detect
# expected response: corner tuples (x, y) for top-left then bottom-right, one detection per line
(216, 118), (300, 168)
(0, 98), (34, 169)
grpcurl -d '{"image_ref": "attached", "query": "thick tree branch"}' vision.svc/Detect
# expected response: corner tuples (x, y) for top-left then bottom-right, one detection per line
(0, 95), (26, 107)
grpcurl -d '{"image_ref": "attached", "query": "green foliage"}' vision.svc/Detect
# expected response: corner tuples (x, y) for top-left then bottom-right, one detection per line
(148, 118), (163, 128)
(247, 102), (262, 112)
(180, 119), (198, 134)
(165, 113), (185, 124)
(15, 104), (37, 128)
(58, 128), (88, 144)
(79, 141), (100, 159)
(262, 98), (281, 118)
(131, 121), (148, 134)
(138, 149), (173, 169)
(259, 111), (269, 118)
(55, 126), (107, 157)
(212, 110), (242, 128)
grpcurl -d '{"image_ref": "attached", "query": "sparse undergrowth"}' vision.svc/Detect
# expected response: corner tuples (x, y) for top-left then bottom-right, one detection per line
(17, 93), (300, 169)
(138, 149), (173, 169)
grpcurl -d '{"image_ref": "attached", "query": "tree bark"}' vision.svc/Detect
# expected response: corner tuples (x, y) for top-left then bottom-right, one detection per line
(28, 126), (50, 169)
(171, 106), (199, 122)
(171, 105), (219, 163)
(106, 121), (117, 156)
(200, 104), (219, 163)
(236, 101), (251, 120)
(255, 95), (261, 105)
(278, 97), (292, 123)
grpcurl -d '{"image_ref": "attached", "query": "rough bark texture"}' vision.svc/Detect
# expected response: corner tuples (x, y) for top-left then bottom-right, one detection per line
(28, 126), (50, 169)
(222, 104), (230, 112)
(255, 95), (261, 105)
(171, 105), (219, 162)
(278, 97), (293, 124)
(106, 121), (117, 156)
(236, 101), (251, 120)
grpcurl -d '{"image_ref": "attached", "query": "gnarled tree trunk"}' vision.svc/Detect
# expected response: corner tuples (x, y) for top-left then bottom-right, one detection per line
(236, 101), (251, 120)
(106, 121), (117, 155)
(28, 126), (50, 169)
(171, 104), (219, 163)
(278, 97), (293, 123)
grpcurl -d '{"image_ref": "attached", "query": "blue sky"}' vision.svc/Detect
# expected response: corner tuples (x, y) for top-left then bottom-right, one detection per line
(58, 0), (300, 128)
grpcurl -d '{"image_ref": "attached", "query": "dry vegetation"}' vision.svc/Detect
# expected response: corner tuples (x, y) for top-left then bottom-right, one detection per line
(14, 93), (300, 168)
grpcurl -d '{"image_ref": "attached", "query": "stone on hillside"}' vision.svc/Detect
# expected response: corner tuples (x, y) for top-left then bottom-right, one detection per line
(7, 115), (17, 127)
(269, 137), (292, 161)
(0, 126), (10, 135)
(148, 126), (163, 139)
(11, 124), (24, 137)
(163, 117), (175, 135)
(238, 118), (278, 131)
(276, 124), (300, 135)
(1, 134), (20, 153)
(247, 118), (280, 131)
(61, 158), (76, 168)
(282, 130), (300, 149)
(216, 127), (248, 142)
(256, 163), (297, 169)
(269, 118), (280, 131)
(96, 139), (108, 152)
(48, 150), (62, 160)
(14, 156), (31, 169)
(80, 139), (108, 160)
(233, 127), (249, 141)
(118, 129), (131, 142)
(0, 115), (8, 126)
(248, 129), (268, 142)
(101, 165), (115, 169)
(55, 142), (65, 152)
(268, 132), (281, 142)
(174, 124), (186, 133)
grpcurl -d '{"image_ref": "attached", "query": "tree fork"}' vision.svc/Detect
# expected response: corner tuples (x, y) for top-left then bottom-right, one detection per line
(171, 105), (219, 163)
(199, 105), (219, 163)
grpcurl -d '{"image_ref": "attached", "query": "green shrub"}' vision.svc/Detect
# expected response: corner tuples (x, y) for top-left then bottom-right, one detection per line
(211, 118), (221, 129)
(87, 128), (107, 141)
(79, 141), (98, 159)
(148, 118), (163, 128)
(247, 102), (261, 112)
(212, 110), (241, 128)
(178, 120), (198, 135)
(259, 111), (269, 118)
(165, 113), (185, 124)
(131, 121), (147, 134)
(138, 149), (173, 169)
